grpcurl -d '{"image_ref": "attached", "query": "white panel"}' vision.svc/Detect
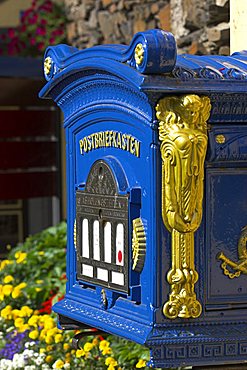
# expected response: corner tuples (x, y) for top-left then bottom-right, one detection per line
(97, 268), (108, 282)
(116, 223), (124, 266)
(112, 271), (124, 286)
(104, 222), (111, 263)
(82, 219), (89, 258)
(93, 220), (100, 260)
(82, 264), (93, 277)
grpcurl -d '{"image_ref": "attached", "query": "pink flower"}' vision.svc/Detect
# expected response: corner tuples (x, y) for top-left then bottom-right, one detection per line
(49, 37), (55, 44)
(7, 28), (15, 38)
(28, 14), (38, 24)
(30, 37), (36, 46)
(40, 19), (47, 25)
(36, 27), (46, 36)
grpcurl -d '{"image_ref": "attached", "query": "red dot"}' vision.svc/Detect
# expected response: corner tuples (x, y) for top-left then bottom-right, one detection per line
(118, 250), (123, 263)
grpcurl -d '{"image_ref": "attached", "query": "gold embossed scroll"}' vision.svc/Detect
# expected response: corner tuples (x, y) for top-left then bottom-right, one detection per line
(156, 95), (211, 319)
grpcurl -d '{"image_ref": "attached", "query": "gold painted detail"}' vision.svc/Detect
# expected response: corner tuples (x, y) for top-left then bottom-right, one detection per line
(156, 94), (211, 319)
(74, 219), (77, 248)
(79, 131), (140, 158)
(44, 56), (52, 76)
(218, 225), (247, 279)
(135, 43), (144, 65)
(132, 218), (146, 272)
(215, 134), (226, 144)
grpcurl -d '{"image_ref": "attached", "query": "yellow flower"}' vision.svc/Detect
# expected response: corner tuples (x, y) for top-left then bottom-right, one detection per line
(92, 338), (98, 346)
(105, 357), (118, 367)
(3, 275), (14, 284)
(0, 259), (13, 271)
(45, 336), (53, 344)
(63, 343), (70, 351)
(99, 338), (112, 355)
(3, 284), (13, 296)
(65, 353), (71, 360)
(12, 287), (21, 299)
(108, 365), (116, 370)
(18, 324), (30, 333)
(102, 347), (112, 355)
(44, 318), (55, 330)
(16, 282), (27, 290)
(38, 251), (45, 255)
(0, 285), (4, 300)
(45, 355), (53, 363)
(136, 359), (146, 368)
(84, 342), (94, 352)
(1, 305), (12, 319)
(46, 345), (53, 352)
(99, 340), (110, 351)
(40, 348), (46, 354)
(29, 330), (39, 340)
(28, 315), (39, 326)
(14, 317), (24, 328)
(53, 359), (65, 369)
(55, 334), (63, 343)
(15, 252), (27, 264)
(36, 279), (44, 284)
(20, 306), (33, 317)
(11, 309), (20, 318)
(35, 288), (42, 292)
(76, 349), (86, 358)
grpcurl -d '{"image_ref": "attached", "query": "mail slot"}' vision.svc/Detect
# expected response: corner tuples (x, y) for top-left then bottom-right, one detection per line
(40, 29), (247, 368)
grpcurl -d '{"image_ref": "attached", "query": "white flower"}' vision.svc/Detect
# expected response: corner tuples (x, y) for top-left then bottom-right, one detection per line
(0, 359), (14, 370)
(64, 364), (70, 369)
(24, 366), (36, 370)
(23, 349), (34, 358)
(12, 353), (25, 368)
(24, 341), (36, 349)
(41, 365), (50, 370)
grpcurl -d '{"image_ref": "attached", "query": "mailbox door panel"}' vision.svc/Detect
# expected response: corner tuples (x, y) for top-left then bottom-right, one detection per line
(205, 124), (247, 312)
(65, 109), (158, 323)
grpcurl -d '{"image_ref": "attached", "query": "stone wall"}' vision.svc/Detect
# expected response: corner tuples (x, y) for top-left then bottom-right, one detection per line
(64, 0), (230, 55)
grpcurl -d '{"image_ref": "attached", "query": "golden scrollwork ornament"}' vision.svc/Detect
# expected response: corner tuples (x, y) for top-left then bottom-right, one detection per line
(44, 56), (52, 76)
(134, 43), (144, 65)
(132, 218), (146, 272)
(218, 225), (247, 279)
(156, 94), (211, 319)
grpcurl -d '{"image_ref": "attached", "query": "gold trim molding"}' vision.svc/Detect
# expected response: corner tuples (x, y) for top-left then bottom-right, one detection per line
(156, 94), (211, 319)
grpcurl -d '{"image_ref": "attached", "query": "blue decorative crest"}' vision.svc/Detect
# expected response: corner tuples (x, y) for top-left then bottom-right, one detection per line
(43, 29), (176, 81)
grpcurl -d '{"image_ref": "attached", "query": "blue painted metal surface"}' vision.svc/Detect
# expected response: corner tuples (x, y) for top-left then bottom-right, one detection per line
(40, 30), (247, 368)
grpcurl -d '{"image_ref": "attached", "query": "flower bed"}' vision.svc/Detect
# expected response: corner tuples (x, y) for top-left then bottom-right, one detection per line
(0, 223), (151, 369)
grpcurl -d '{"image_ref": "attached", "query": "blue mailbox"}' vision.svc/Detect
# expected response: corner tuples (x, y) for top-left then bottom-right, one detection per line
(40, 30), (247, 368)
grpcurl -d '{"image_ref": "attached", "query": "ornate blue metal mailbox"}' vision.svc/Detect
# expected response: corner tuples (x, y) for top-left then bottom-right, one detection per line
(40, 30), (247, 368)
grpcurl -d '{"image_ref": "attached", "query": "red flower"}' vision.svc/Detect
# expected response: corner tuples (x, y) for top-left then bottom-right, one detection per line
(36, 27), (46, 36)
(49, 37), (55, 44)
(37, 42), (45, 51)
(40, 19), (47, 25)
